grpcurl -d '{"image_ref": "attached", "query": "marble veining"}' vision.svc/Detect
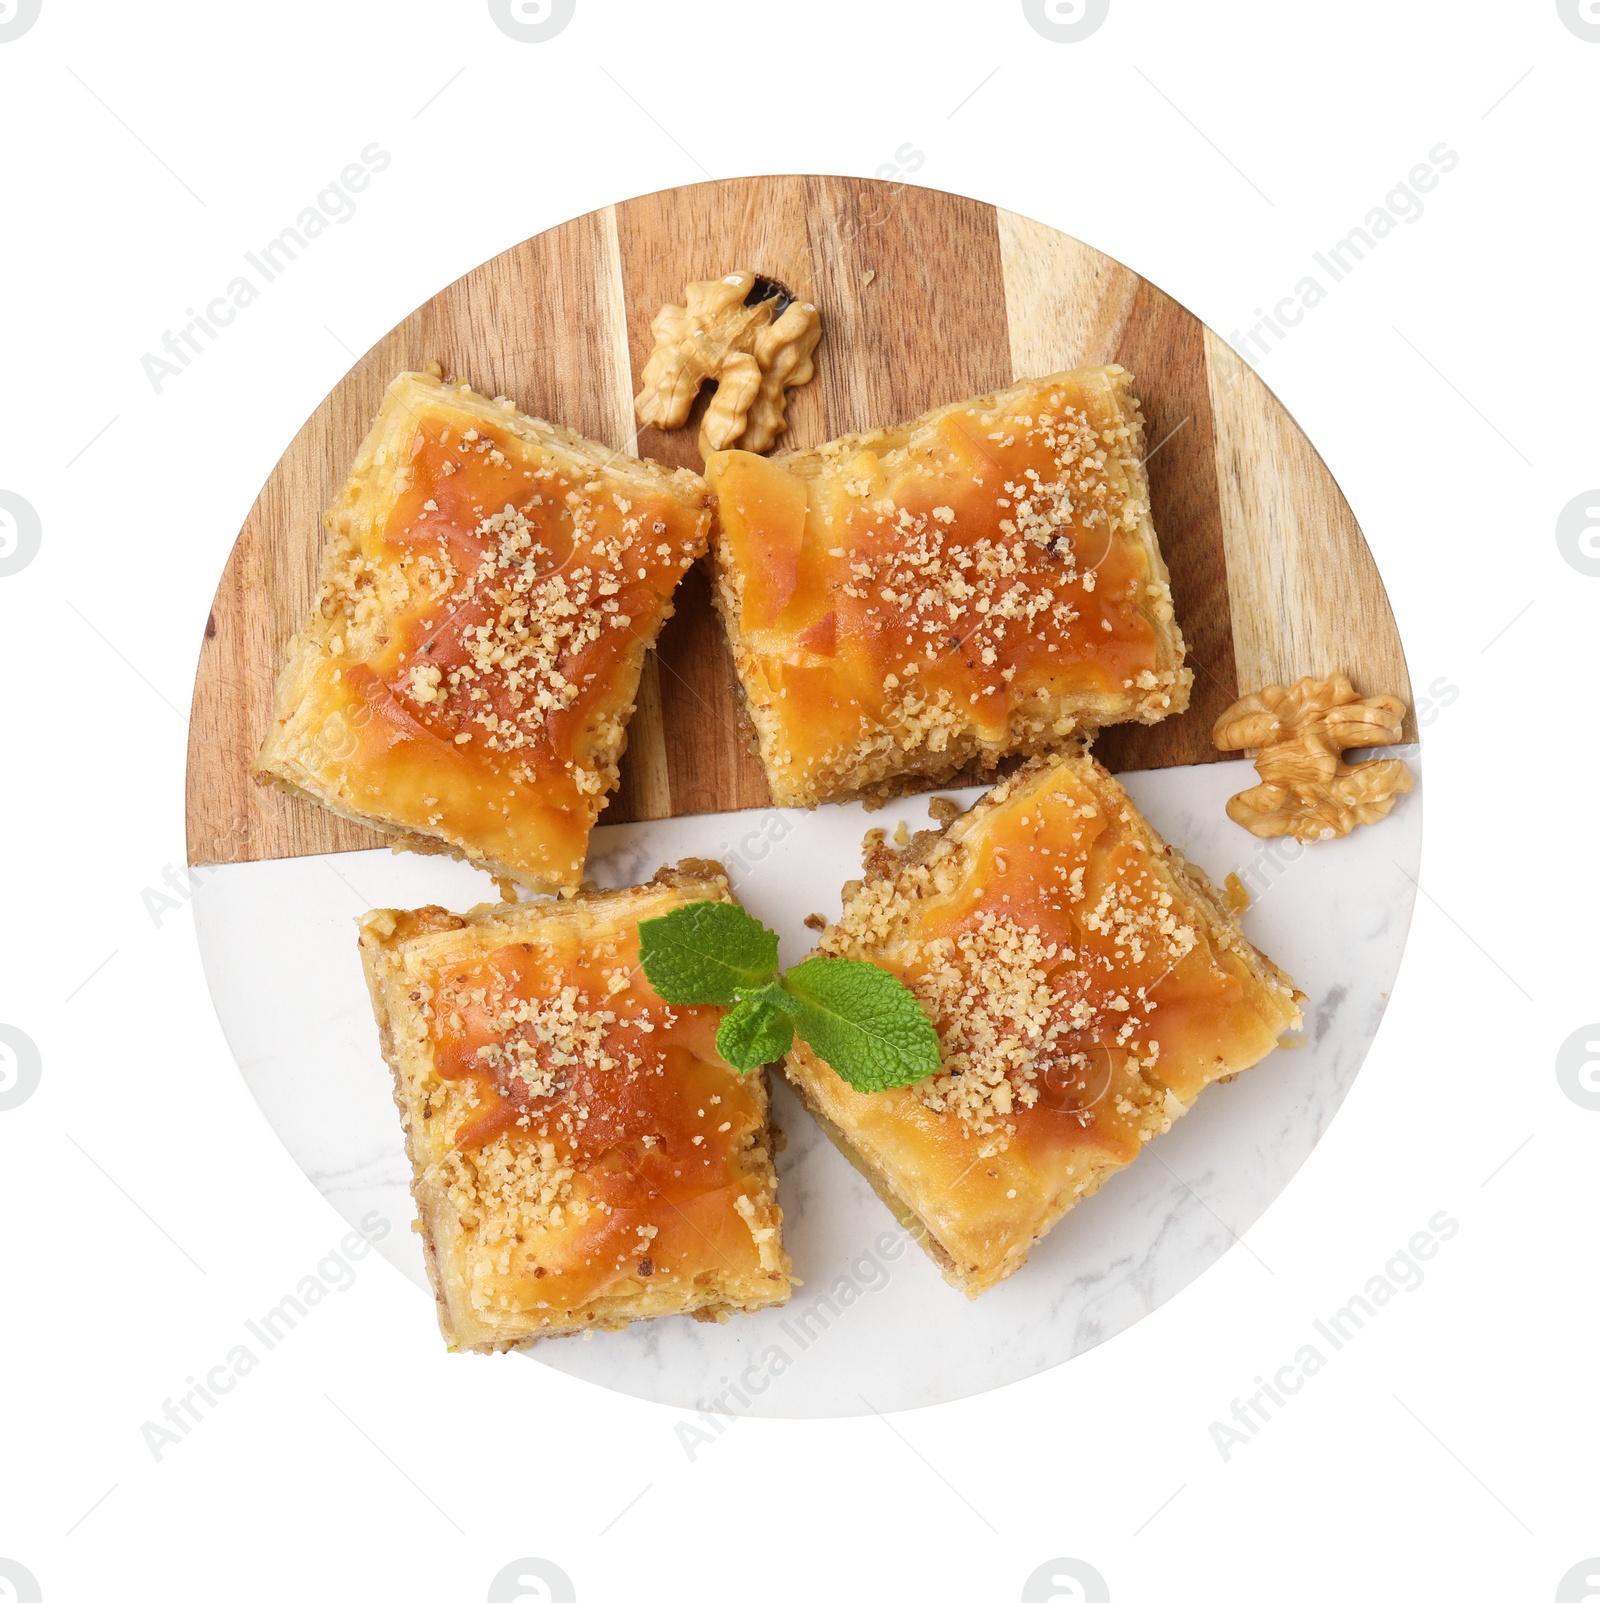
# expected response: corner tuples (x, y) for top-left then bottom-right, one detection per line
(192, 749), (1421, 1416)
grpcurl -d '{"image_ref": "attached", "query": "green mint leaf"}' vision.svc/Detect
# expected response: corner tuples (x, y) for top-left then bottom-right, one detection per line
(782, 956), (941, 1092)
(734, 980), (798, 1013)
(637, 901), (781, 1006)
(716, 995), (797, 1072)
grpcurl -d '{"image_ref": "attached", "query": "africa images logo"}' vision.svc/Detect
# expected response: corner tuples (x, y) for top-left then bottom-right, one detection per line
(0, 491), (41, 578)
(1022, 0), (1109, 42)
(1556, 1024), (1600, 1111)
(0, 0), (41, 43)
(1557, 0), (1600, 42)
(1021, 1557), (1111, 1602)
(488, 0), (574, 42)
(487, 1558), (576, 1602)
(0, 1025), (42, 1112)
(1556, 491), (1600, 577)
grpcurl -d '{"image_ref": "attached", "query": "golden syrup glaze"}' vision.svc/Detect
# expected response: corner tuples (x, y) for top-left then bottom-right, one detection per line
(707, 369), (1185, 801)
(286, 378), (708, 887)
(904, 758), (1294, 1117)
(416, 906), (773, 1314)
(792, 754), (1299, 1284)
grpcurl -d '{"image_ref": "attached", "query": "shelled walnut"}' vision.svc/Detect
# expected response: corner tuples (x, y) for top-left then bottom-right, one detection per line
(1213, 673), (1413, 842)
(634, 270), (821, 458)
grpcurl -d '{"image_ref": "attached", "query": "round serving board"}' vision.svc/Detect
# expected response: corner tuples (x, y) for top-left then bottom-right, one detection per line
(185, 176), (1411, 869)
(185, 177), (1422, 1415)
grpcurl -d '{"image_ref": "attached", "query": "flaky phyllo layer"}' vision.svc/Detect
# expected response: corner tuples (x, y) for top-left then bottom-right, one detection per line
(258, 371), (711, 890)
(783, 752), (1300, 1295)
(359, 864), (790, 1351)
(706, 366), (1190, 806)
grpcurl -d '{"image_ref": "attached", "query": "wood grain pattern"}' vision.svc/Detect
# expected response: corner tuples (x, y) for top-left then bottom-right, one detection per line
(996, 210), (1140, 373)
(1203, 328), (1415, 736)
(186, 179), (1412, 870)
(800, 176), (1013, 435)
(1094, 279), (1238, 772)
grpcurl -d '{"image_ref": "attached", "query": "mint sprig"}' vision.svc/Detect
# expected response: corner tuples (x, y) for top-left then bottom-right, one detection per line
(638, 903), (940, 1091)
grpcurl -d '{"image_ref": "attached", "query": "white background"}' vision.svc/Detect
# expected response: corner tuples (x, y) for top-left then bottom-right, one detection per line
(0, 2), (1594, 1599)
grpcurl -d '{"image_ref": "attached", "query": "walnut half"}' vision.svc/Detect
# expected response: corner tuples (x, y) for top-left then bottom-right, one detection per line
(1213, 673), (1413, 842)
(634, 270), (821, 458)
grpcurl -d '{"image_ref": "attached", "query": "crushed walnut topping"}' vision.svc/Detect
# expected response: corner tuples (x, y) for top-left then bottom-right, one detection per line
(440, 1137), (577, 1283)
(909, 912), (1077, 1144)
(474, 988), (621, 1109)
(325, 419), (702, 801)
(403, 884), (787, 1293)
(712, 372), (1191, 806)
(429, 957), (663, 1156)
(818, 405), (1112, 696)
(814, 755), (1291, 1154)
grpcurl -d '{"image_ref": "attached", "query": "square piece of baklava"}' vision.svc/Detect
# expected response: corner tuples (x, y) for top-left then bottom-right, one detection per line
(704, 366), (1190, 807)
(258, 370), (711, 892)
(359, 862), (790, 1351)
(784, 752), (1301, 1296)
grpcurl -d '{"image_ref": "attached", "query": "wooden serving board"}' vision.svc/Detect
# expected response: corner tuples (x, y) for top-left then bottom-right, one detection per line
(186, 177), (1412, 869)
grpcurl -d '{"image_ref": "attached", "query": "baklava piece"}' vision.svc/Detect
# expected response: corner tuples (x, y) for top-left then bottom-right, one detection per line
(784, 751), (1301, 1296)
(704, 366), (1190, 807)
(257, 370), (711, 892)
(359, 862), (790, 1351)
